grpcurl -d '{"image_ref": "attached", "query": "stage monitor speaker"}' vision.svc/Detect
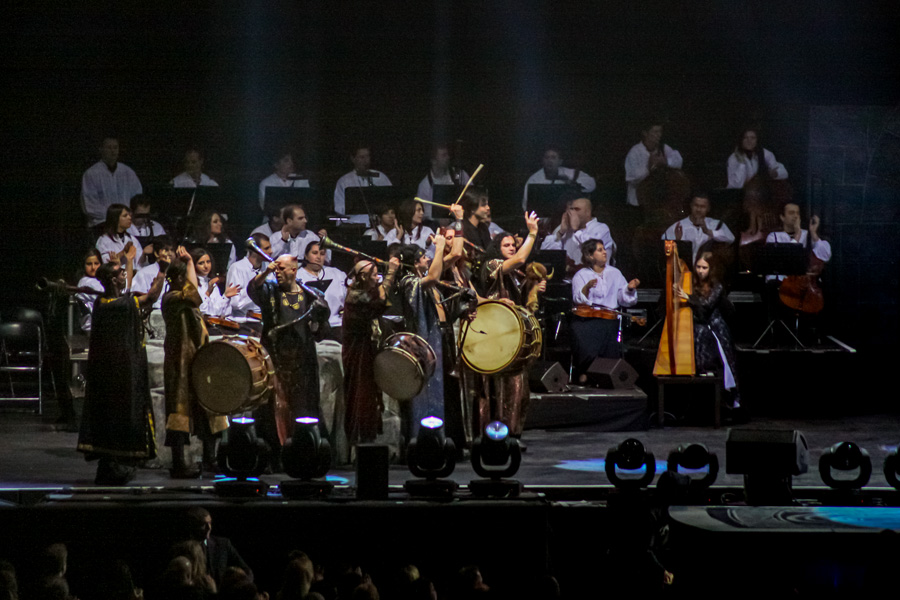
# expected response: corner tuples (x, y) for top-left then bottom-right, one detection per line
(725, 429), (809, 476)
(528, 360), (568, 393)
(356, 444), (389, 499)
(585, 358), (638, 389)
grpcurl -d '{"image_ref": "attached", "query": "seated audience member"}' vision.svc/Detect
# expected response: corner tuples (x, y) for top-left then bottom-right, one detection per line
(765, 202), (831, 280)
(191, 248), (239, 317)
(96, 203), (143, 271)
(186, 507), (253, 585)
(258, 150), (309, 212)
(662, 191), (735, 264)
(192, 209), (236, 269)
(523, 145), (597, 210)
(334, 144), (392, 224)
(454, 565), (491, 599)
(363, 204), (403, 244)
(76, 248), (105, 332)
(398, 198), (436, 255)
(727, 127), (788, 189)
(297, 241), (347, 342)
(625, 120), (683, 207)
(251, 204), (284, 239)
(81, 135), (143, 227)
(172, 148), (219, 188)
(416, 143), (470, 217)
(131, 235), (175, 310)
(540, 196), (615, 271)
(269, 204), (320, 261)
(570, 239), (639, 381)
(226, 233), (272, 319)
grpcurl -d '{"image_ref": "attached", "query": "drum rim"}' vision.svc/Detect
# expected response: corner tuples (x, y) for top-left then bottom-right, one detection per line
(460, 300), (526, 374)
(191, 339), (255, 410)
(383, 331), (437, 363)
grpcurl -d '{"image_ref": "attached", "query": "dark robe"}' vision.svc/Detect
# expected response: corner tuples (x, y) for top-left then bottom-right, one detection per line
(398, 273), (445, 438)
(687, 283), (739, 386)
(161, 281), (228, 444)
(77, 295), (156, 460)
(249, 280), (330, 443)
(342, 288), (387, 445)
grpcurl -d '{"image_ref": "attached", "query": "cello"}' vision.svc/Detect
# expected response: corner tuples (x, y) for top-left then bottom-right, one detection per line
(653, 240), (695, 376)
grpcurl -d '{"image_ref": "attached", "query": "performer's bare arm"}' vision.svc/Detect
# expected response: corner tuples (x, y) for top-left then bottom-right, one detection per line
(420, 234), (447, 286)
(501, 211), (539, 274)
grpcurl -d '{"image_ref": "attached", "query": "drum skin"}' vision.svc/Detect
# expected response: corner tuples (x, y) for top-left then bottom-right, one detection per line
(374, 332), (436, 401)
(461, 300), (542, 374)
(191, 336), (274, 415)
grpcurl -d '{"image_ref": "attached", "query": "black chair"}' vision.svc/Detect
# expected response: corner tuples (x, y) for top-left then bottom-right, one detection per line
(0, 322), (44, 414)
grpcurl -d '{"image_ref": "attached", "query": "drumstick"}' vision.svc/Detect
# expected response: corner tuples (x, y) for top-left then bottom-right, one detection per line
(413, 163), (486, 212)
(415, 197), (453, 210)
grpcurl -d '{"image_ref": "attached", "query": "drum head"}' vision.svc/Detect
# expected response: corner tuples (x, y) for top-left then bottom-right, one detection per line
(191, 340), (253, 414)
(374, 348), (425, 401)
(462, 301), (525, 374)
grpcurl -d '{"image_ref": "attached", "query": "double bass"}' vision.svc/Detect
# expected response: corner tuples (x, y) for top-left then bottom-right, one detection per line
(653, 241), (695, 376)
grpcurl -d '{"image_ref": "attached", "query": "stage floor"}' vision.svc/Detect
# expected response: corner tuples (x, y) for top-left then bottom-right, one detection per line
(2, 397), (898, 493)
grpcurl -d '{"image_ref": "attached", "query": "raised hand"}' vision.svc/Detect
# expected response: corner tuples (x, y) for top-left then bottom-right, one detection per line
(524, 211), (539, 235)
(448, 203), (464, 220)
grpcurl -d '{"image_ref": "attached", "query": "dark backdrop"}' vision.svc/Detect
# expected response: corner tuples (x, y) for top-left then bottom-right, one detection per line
(2, 1), (898, 350)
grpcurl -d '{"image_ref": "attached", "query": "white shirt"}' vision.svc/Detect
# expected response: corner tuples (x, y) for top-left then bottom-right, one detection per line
(727, 149), (788, 189)
(131, 262), (168, 310)
(333, 171), (393, 224)
(624, 143), (683, 206)
(96, 232), (143, 271)
(662, 217), (736, 264)
(226, 257), (264, 318)
(258, 173), (310, 210)
(127, 220), (166, 238)
(269, 229), (321, 262)
(81, 161), (143, 226)
(76, 276), (105, 331)
(171, 172), (219, 188)
(197, 274), (231, 317)
(540, 218), (616, 266)
(298, 266), (347, 329)
(403, 225), (436, 258)
(487, 221), (503, 239)
(416, 169), (470, 217)
(363, 225), (402, 246)
(522, 167), (597, 210)
(250, 222), (276, 238)
(765, 230), (832, 280)
(572, 266), (638, 309)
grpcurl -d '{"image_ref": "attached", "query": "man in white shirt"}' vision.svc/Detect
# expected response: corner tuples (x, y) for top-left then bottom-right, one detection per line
(416, 143), (470, 218)
(226, 233), (273, 319)
(334, 145), (392, 224)
(171, 148), (219, 188)
(130, 235), (175, 310)
(258, 151), (310, 211)
(662, 192), (735, 265)
(81, 136), (143, 227)
(765, 202), (831, 280)
(523, 146), (596, 210)
(624, 122), (683, 207)
(269, 204), (321, 262)
(540, 196), (615, 272)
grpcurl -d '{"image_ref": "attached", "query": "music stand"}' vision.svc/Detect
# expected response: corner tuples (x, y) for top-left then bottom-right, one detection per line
(152, 185), (230, 240)
(526, 183), (580, 220)
(265, 186), (323, 231)
(751, 243), (809, 349)
(432, 184), (463, 209)
(344, 186), (403, 218)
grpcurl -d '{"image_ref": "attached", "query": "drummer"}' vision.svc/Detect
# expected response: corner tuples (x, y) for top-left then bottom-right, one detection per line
(570, 239), (640, 383)
(466, 211), (542, 442)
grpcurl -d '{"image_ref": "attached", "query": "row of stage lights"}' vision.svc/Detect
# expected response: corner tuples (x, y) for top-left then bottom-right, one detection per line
(214, 416), (900, 503)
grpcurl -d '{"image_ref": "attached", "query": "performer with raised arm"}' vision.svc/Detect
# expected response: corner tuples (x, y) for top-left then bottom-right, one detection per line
(570, 239), (640, 383)
(77, 244), (165, 485)
(342, 256), (401, 452)
(727, 128), (788, 189)
(540, 196), (615, 273)
(162, 247), (229, 478)
(522, 146), (596, 210)
(765, 202), (831, 279)
(662, 192), (735, 264)
(416, 143), (470, 217)
(334, 144), (393, 224)
(625, 121), (683, 207)
(247, 254), (331, 469)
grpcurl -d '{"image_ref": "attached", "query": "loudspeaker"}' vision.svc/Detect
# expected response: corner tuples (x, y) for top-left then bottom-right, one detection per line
(725, 429), (809, 476)
(356, 444), (389, 499)
(528, 360), (568, 393)
(585, 358), (638, 389)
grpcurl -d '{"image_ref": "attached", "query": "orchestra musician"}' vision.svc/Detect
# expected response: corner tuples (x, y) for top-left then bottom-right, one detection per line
(661, 192), (735, 265)
(625, 120), (683, 207)
(540, 196), (616, 273)
(522, 146), (597, 210)
(296, 241), (347, 343)
(333, 144), (393, 224)
(570, 239), (640, 383)
(171, 148), (219, 188)
(765, 202), (832, 281)
(225, 233), (272, 320)
(416, 143), (470, 218)
(727, 127), (788, 189)
(258, 150), (310, 211)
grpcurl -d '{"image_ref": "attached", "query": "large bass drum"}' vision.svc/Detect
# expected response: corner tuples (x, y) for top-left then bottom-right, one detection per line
(191, 336), (275, 415)
(374, 332), (436, 401)
(461, 301), (542, 374)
